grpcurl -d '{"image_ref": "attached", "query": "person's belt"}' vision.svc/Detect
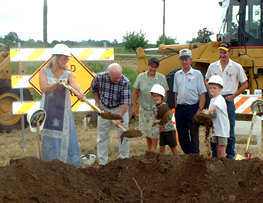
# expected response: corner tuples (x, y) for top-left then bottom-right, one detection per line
(222, 94), (232, 97)
(102, 104), (119, 109)
(177, 103), (198, 106)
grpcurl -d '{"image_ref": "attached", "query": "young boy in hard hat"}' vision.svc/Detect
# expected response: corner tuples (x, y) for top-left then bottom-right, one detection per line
(203, 75), (230, 158)
(150, 84), (178, 155)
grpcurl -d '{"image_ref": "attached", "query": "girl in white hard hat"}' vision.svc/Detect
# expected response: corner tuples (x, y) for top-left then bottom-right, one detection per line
(150, 84), (178, 155)
(203, 75), (230, 158)
(39, 44), (85, 167)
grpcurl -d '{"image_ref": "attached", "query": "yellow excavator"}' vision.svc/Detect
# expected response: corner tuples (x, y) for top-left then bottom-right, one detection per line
(136, 0), (263, 107)
(0, 46), (32, 132)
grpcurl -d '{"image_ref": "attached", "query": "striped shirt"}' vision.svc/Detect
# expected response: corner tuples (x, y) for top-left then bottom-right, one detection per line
(91, 72), (131, 108)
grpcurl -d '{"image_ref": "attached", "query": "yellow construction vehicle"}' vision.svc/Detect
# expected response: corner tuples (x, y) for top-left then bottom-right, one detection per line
(136, 0), (263, 107)
(0, 48), (32, 132)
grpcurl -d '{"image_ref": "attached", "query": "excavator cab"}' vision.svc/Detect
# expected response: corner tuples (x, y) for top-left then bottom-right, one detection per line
(219, 0), (263, 46)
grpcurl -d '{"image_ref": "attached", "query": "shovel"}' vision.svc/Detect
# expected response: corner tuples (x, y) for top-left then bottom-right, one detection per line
(36, 121), (42, 160)
(61, 81), (123, 121)
(112, 120), (143, 143)
(235, 100), (263, 160)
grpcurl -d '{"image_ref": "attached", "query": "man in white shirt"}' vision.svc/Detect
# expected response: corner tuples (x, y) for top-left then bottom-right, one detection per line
(205, 42), (248, 159)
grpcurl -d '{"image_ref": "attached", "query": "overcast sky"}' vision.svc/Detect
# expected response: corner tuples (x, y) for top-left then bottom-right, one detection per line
(0, 0), (223, 44)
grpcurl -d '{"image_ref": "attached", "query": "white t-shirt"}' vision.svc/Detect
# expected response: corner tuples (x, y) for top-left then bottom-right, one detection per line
(206, 59), (247, 95)
(209, 95), (230, 138)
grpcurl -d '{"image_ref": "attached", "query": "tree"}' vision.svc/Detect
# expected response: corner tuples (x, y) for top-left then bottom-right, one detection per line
(112, 39), (119, 46)
(122, 31), (148, 51)
(156, 35), (177, 46)
(4, 32), (19, 42)
(4, 32), (19, 47)
(188, 28), (213, 43)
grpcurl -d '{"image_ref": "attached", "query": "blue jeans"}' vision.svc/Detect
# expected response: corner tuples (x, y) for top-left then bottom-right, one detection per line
(211, 96), (236, 158)
(176, 103), (199, 154)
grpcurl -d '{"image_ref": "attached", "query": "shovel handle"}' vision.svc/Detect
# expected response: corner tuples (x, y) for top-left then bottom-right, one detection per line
(84, 99), (102, 114)
(36, 121), (42, 160)
(112, 120), (127, 131)
(61, 82), (102, 114)
(246, 111), (257, 152)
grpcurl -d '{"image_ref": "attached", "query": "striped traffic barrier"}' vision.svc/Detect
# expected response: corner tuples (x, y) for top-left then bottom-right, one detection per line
(11, 75), (32, 89)
(12, 99), (95, 115)
(234, 94), (261, 114)
(10, 48), (114, 62)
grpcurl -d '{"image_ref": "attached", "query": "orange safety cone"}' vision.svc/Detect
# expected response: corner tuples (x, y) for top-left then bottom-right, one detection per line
(171, 108), (181, 149)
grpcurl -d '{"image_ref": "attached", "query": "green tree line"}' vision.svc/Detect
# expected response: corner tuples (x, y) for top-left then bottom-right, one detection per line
(0, 27), (213, 51)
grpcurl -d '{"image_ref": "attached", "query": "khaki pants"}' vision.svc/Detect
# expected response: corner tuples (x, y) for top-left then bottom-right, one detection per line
(97, 105), (129, 165)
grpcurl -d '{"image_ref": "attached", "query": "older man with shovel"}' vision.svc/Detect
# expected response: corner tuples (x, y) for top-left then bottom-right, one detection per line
(91, 63), (131, 165)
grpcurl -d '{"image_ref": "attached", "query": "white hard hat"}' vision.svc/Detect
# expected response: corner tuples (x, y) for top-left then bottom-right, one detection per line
(179, 48), (192, 58)
(208, 75), (224, 88)
(27, 108), (46, 133)
(52, 43), (71, 56)
(150, 84), (165, 97)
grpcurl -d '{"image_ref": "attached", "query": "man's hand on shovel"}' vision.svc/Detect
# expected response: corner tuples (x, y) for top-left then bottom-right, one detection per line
(60, 81), (123, 121)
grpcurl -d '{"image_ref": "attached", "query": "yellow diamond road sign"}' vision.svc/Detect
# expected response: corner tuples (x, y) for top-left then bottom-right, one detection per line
(29, 55), (95, 107)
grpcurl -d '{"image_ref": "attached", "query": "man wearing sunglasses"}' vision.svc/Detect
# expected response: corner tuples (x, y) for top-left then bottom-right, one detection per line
(205, 42), (248, 159)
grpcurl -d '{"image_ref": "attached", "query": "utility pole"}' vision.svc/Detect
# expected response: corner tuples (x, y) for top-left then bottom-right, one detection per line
(43, 0), (48, 47)
(162, 0), (166, 44)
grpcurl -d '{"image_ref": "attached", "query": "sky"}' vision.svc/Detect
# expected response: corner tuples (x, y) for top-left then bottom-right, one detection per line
(0, 0), (223, 44)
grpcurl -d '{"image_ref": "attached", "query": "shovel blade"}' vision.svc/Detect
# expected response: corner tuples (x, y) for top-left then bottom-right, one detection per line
(121, 130), (143, 138)
(100, 112), (123, 121)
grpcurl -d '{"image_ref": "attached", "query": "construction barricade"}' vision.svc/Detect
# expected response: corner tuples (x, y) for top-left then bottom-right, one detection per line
(10, 47), (114, 150)
(234, 93), (263, 149)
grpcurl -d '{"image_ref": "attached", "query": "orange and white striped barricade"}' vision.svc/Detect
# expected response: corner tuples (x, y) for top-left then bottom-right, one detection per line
(234, 94), (262, 148)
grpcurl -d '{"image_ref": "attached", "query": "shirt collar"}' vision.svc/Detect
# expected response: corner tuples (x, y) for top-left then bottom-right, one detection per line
(217, 59), (233, 68)
(179, 67), (193, 75)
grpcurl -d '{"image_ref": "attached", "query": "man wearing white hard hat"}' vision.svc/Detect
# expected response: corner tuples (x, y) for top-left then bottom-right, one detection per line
(39, 44), (85, 167)
(205, 42), (248, 159)
(173, 48), (207, 154)
(203, 75), (230, 158)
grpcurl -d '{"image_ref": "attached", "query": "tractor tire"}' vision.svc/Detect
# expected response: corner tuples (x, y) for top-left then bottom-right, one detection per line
(0, 88), (33, 132)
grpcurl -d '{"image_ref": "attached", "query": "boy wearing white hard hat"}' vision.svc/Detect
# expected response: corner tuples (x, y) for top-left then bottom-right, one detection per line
(150, 84), (178, 155)
(203, 75), (230, 158)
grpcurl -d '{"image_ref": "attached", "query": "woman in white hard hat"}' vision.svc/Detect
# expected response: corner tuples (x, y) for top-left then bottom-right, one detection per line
(132, 58), (169, 152)
(39, 44), (85, 167)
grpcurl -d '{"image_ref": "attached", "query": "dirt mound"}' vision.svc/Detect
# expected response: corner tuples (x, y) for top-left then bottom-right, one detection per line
(1, 153), (263, 202)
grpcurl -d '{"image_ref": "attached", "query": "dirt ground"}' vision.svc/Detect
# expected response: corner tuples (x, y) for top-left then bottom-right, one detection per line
(0, 115), (263, 202)
(1, 153), (263, 202)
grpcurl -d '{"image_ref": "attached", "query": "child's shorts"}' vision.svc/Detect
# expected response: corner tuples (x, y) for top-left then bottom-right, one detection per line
(160, 131), (177, 148)
(211, 136), (228, 145)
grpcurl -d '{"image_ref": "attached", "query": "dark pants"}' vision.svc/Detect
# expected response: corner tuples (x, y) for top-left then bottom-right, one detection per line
(211, 95), (236, 158)
(176, 103), (199, 154)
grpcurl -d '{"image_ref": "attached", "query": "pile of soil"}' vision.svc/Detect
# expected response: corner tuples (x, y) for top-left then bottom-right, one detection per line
(1, 153), (263, 202)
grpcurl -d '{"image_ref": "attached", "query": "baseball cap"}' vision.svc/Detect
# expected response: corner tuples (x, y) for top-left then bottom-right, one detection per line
(218, 42), (231, 52)
(179, 49), (192, 59)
